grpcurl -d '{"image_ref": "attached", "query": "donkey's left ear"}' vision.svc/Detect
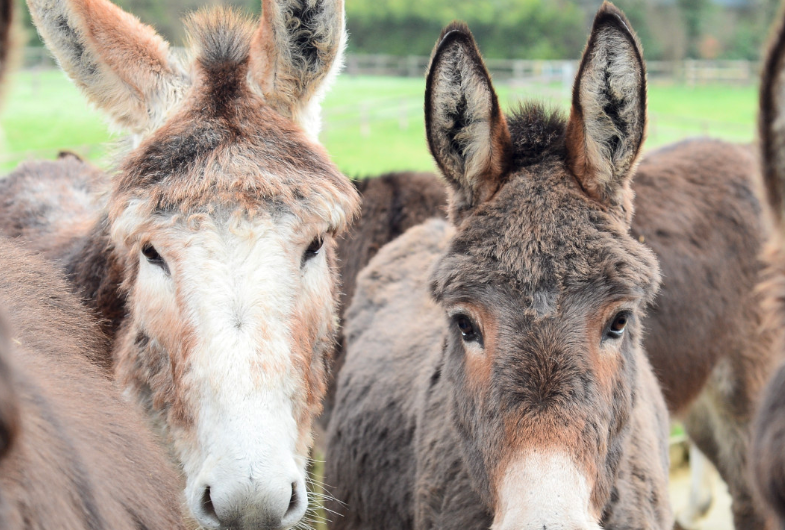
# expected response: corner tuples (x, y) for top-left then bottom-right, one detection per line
(425, 23), (511, 219)
(250, 0), (346, 139)
(566, 2), (646, 209)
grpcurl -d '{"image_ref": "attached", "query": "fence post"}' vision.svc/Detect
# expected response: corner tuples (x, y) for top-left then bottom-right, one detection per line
(649, 115), (657, 142)
(406, 56), (419, 78)
(512, 60), (524, 81)
(347, 55), (359, 76)
(561, 61), (575, 101)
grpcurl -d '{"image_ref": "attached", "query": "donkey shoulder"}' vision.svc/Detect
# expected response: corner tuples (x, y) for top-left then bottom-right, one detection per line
(0, 155), (105, 259)
(0, 239), (183, 529)
(327, 218), (452, 530)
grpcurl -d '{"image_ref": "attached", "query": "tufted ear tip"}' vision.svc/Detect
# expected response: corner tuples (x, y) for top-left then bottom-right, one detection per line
(435, 21), (472, 49)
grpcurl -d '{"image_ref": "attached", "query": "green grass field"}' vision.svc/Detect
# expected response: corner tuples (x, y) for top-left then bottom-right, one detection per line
(0, 69), (759, 175)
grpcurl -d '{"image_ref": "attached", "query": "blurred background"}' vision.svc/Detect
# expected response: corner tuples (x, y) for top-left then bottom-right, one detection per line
(0, 0), (770, 180)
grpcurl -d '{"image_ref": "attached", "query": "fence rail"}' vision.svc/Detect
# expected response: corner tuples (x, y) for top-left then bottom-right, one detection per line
(21, 47), (761, 86)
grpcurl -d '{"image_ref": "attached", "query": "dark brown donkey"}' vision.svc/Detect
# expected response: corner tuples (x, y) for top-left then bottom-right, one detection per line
(326, 5), (674, 528)
(750, 7), (785, 528)
(0, 0), (360, 528)
(0, 238), (186, 530)
(326, 25), (774, 530)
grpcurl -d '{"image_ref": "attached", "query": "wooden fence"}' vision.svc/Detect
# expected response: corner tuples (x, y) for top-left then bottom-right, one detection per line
(22, 47), (760, 86)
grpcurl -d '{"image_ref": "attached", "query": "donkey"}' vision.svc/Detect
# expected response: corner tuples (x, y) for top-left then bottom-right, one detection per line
(326, 5), (674, 528)
(0, 238), (187, 530)
(322, 19), (775, 530)
(0, 3), (182, 527)
(749, 8), (785, 528)
(0, 0), (360, 528)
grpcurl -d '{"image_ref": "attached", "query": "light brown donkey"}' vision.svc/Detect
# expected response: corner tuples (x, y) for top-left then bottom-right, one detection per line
(327, 5), (673, 528)
(0, 1), (180, 527)
(0, 238), (186, 530)
(750, 6), (785, 528)
(0, 0), (359, 528)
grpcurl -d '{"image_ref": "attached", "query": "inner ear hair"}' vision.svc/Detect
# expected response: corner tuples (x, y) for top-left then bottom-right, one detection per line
(425, 22), (510, 217)
(565, 2), (646, 209)
(250, 0), (346, 137)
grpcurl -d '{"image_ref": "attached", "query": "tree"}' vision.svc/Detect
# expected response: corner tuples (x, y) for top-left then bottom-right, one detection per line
(677, 0), (711, 58)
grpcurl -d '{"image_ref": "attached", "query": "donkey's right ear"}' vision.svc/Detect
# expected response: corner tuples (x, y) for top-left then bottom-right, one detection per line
(27, 0), (187, 135)
(425, 23), (511, 219)
(761, 6), (785, 228)
(565, 2), (646, 211)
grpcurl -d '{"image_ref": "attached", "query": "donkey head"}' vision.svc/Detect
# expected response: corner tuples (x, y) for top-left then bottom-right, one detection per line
(426, 4), (661, 528)
(27, 0), (358, 528)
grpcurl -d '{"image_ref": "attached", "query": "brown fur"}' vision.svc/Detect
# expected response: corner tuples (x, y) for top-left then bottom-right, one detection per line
(751, 6), (785, 528)
(320, 26), (774, 530)
(320, 171), (448, 423)
(1, 1), (359, 527)
(0, 238), (184, 530)
(326, 6), (673, 528)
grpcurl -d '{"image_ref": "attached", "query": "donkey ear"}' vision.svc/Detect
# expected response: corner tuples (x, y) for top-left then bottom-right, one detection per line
(565, 2), (646, 209)
(26, 0), (186, 135)
(250, 0), (346, 139)
(425, 23), (511, 218)
(760, 8), (785, 227)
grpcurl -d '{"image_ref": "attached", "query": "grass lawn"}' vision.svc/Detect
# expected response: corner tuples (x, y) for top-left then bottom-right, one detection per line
(1, 70), (759, 175)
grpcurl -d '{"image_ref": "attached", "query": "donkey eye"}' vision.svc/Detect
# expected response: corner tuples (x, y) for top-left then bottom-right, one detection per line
(605, 312), (630, 340)
(141, 244), (167, 271)
(303, 236), (324, 263)
(453, 314), (480, 343)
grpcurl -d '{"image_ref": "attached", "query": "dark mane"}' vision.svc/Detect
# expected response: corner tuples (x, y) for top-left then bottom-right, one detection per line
(506, 103), (567, 168)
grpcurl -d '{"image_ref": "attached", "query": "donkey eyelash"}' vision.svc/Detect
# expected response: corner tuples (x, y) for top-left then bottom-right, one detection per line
(141, 243), (170, 274)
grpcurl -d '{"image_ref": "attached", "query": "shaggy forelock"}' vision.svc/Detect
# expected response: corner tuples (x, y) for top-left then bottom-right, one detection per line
(432, 167), (660, 314)
(185, 8), (254, 72)
(507, 104), (568, 168)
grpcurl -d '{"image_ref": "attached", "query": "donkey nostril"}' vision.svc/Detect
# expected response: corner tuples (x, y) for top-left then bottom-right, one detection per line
(285, 481), (300, 516)
(201, 486), (217, 520)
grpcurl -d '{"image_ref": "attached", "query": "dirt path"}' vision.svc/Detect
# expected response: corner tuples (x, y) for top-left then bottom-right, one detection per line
(669, 465), (733, 530)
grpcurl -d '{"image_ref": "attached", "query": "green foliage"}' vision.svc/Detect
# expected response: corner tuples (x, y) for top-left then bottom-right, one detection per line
(678, 0), (713, 58)
(345, 0), (586, 59)
(611, 0), (664, 60)
(12, 0), (783, 61)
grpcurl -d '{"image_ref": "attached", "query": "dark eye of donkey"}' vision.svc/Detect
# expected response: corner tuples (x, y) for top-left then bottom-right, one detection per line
(141, 244), (166, 270)
(454, 315), (480, 343)
(605, 312), (630, 340)
(303, 236), (324, 263)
